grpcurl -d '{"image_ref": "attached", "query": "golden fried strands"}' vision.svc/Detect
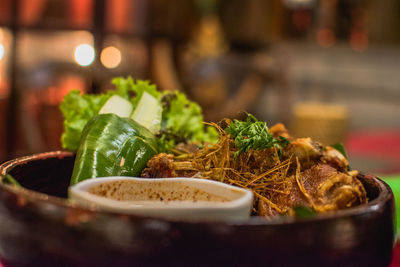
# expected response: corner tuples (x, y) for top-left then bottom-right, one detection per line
(142, 123), (368, 217)
(171, 123), (294, 214)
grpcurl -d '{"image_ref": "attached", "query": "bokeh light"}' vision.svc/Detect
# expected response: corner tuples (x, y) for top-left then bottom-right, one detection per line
(100, 46), (121, 69)
(74, 44), (95, 66)
(0, 43), (4, 61)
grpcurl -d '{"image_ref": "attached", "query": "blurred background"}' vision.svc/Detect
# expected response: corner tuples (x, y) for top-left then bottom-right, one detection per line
(0, 0), (399, 177)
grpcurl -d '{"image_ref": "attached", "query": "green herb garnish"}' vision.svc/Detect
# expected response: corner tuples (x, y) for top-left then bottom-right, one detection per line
(293, 206), (316, 218)
(331, 142), (348, 159)
(225, 114), (289, 158)
(159, 91), (218, 152)
(331, 142), (351, 171)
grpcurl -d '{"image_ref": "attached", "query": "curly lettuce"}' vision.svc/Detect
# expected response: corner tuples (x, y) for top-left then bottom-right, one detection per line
(60, 76), (217, 152)
(61, 77), (160, 151)
(158, 91), (218, 152)
(60, 90), (108, 150)
(111, 76), (160, 109)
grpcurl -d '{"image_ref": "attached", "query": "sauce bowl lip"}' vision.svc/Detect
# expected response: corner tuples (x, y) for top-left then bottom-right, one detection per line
(0, 150), (395, 226)
(69, 176), (254, 210)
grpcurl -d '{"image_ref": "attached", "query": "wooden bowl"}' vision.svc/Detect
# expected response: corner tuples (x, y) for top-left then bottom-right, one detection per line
(0, 151), (396, 266)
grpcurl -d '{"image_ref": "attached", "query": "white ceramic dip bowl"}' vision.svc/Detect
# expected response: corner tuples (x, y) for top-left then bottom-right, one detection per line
(69, 177), (253, 222)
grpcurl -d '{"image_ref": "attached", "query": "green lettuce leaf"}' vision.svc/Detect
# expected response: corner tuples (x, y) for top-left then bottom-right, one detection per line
(60, 76), (217, 152)
(61, 77), (158, 151)
(158, 91), (218, 152)
(60, 90), (108, 150)
(331, 142), (348, 159)
(111, 77), (160, 109)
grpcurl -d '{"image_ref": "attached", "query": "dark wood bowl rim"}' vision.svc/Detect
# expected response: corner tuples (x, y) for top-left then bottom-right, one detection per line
(0, 151), (394, 226)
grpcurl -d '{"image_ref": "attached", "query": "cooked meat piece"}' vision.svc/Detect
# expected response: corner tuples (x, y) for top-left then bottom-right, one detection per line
(321, 146), (349, 172)
(269, 123), (292, 139)
(302, 164), (367, 210)
(283, 138), (323, 170)
(258, 164), (367, 217)
(141, 153), (176, 178)
(141, 153), (198, 178)
(257, 175), (300, 217)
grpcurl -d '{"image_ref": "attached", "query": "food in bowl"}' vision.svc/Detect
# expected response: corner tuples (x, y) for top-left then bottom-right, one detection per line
(58, 76), (367, 219)
(0, 153), (394, 266)
(0, 76), (394, 266)
(141, 119), (367, 217)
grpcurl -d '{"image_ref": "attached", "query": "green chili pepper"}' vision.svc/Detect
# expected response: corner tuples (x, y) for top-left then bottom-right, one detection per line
(70, 113), (158, 185)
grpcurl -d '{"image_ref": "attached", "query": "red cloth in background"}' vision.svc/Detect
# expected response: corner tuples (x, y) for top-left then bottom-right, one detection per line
(346, 130), (400, 174)
(346, 130), (400, 160)
(391, 242), (400, 267)
(346, 130), (400, 266)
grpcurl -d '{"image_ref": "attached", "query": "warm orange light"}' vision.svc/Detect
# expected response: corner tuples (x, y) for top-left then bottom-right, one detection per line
(316, 28), (335, 48)
(100, 46), (121, 69)
(350, 31), (368, 52)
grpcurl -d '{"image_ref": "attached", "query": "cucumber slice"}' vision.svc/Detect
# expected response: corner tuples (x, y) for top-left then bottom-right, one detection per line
(130, 91), (162, 134)
(99, 95), (133, 117)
